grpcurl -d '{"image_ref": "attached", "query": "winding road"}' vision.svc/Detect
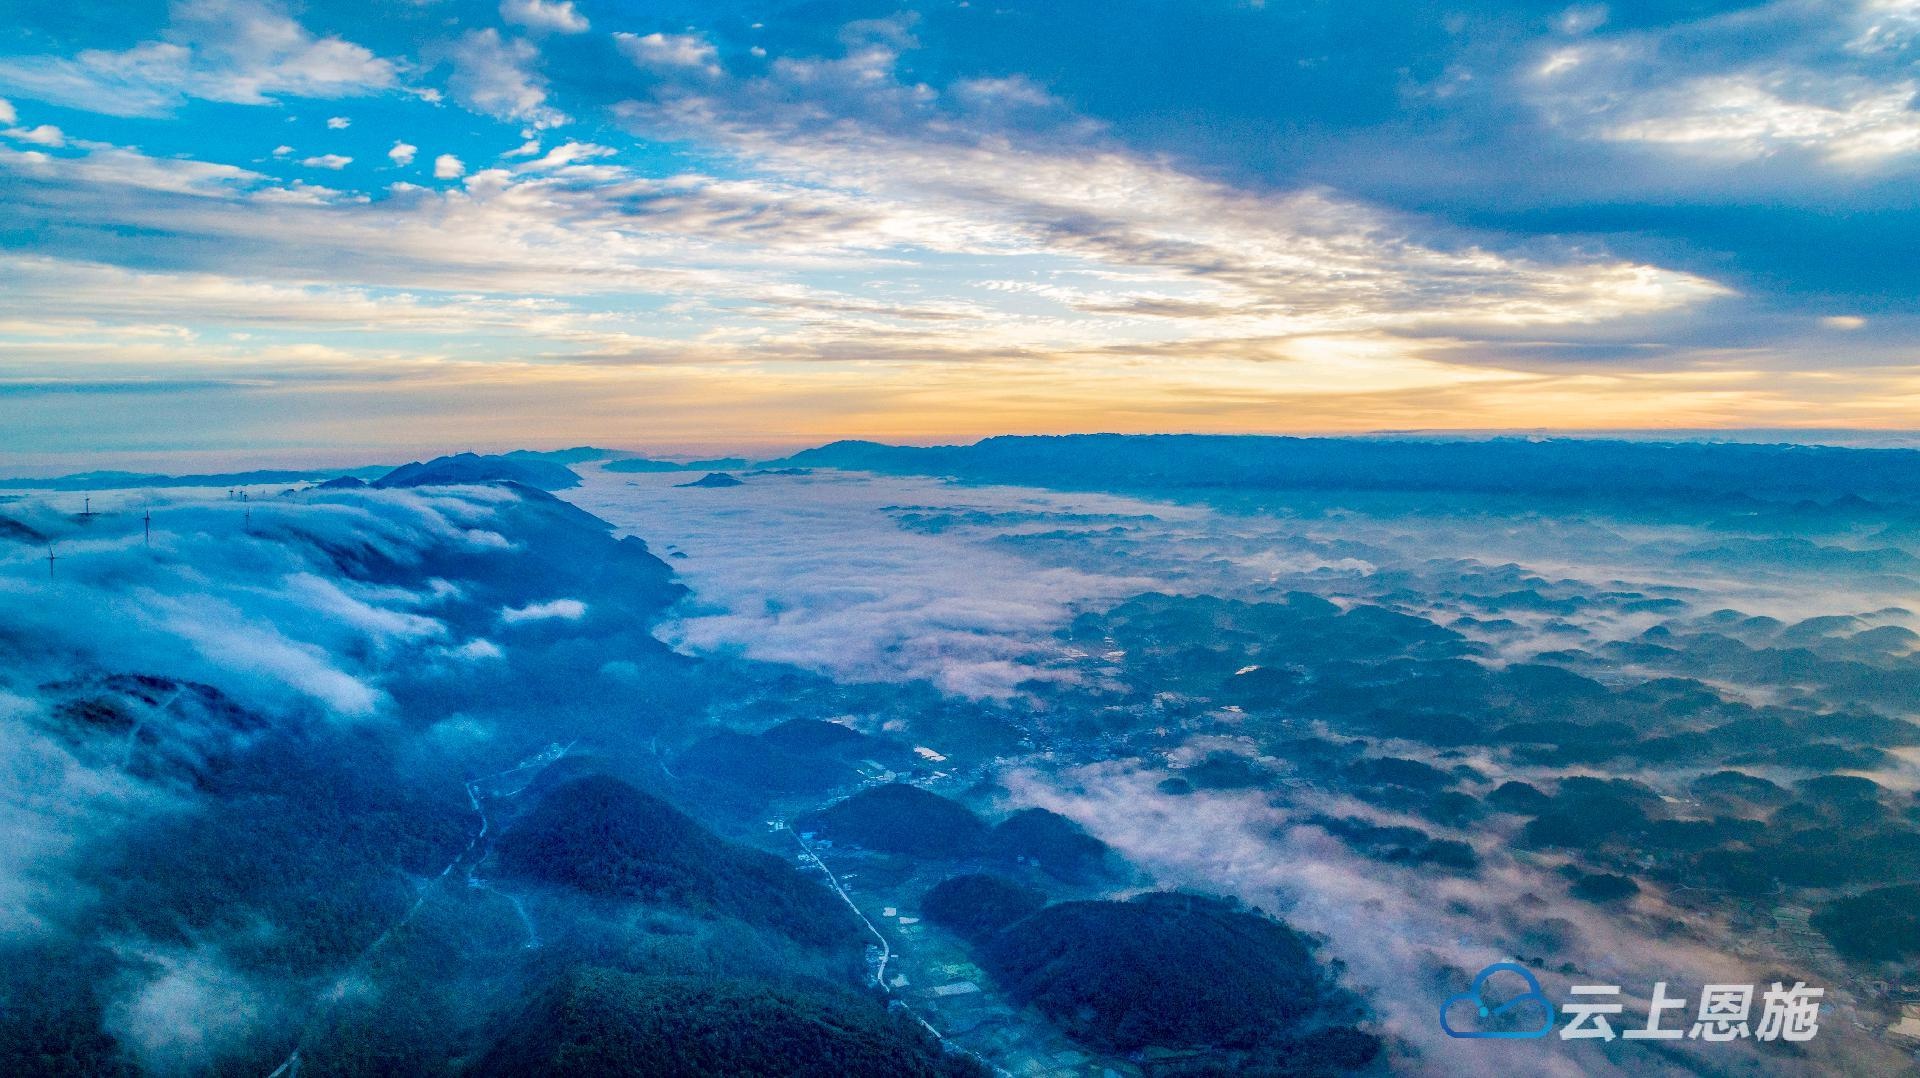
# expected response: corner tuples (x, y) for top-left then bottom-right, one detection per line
(786, 826), (897, 989)
(782, 824), (983, 1059)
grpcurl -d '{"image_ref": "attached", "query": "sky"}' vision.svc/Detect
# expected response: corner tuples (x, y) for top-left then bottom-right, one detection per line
(1, 0), (1917, 468)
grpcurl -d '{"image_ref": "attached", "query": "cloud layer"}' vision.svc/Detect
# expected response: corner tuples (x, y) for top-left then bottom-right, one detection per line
(0, 0), (1915, 460)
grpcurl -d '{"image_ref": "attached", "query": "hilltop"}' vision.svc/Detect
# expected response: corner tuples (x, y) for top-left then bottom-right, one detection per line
(375, 452), (581, 490)
(494, 775), (856, 947)
(980, 893), (1377, 1069)
(795, 783), (989, 858)
(676, 472), (744, 488)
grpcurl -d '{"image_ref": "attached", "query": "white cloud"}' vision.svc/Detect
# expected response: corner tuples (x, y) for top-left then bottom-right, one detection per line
(326, 115), (349, 129)
(0, 111), (1724, 377)
(0, 98), (14, 124)
(0, 0), (397, 117)
(299, 153), (351, 170)
(2, 124), (64, 147)
(500, 597), (586, 623)
(149, 591), (384, 716)
(1852, 0), (1920, 53)
(502, 138), (542, 158)
(615, 31), (722, 78)
(1531, 4), (1920, 170)
(387, 140), (416, 166)
(6, 142), (269, 197)
(271, 144), (293, 157)
(567, 469), (1160, 697)
(443, 638), (505, 661)
(104, 945), (278, 1075)
(0, 687), (172, 939)
(0, 23), (1748, 416)
(500, 0), (589, 35)
(516, 140), (613, 170)
(1598, 74), (1920, 167)
(278, 572), (447, 650)
(444, 29), (568, 129)
(949, 75), (1060, 111)
(1555, 4), (1610, 35)
(609, 49), (1726, 334)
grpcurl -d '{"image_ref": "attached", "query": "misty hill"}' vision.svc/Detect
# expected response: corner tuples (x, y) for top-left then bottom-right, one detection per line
(798, 791), (1111, 876)
(39, 673), (268, 787)
(0, 515), (47, 543)
(290, 480), (684, 635)
(1309, 815), (1479, 872)
(605, 456), (751, 473)
(374, 452), (580, 490)
(979, 892), (1377, 1067)
(677, 472), (744, 488)
(760, 718), (871, 754)
(1489, 780), (1553, 814)
(479, 970), (984, 1078)
(921, 873), (1047, 943)
(773, 434), (1920, 503)
(493, 775), (855, 946)
(795, 783), (988, 857)
(1813, 884), (1920, 962)
(1691, 770), (1790, 807)
(988, 808), (1117, 882)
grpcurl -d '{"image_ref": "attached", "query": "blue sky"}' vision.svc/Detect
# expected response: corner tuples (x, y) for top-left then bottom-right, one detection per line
(1, 0), (1916, 468)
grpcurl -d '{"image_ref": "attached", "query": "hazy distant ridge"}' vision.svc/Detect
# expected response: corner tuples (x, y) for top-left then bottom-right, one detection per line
(774, 434), (1920, 502)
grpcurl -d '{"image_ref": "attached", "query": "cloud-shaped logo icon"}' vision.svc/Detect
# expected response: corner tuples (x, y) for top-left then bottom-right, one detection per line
(1441, 963), (1556, 1039)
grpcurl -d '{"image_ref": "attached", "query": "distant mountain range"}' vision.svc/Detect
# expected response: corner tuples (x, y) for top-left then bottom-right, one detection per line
(502, 446), (634, 464)
(0, 448), (759, 491)
(11, 434), (1920, 502)
(768, 434), (1920, 503)
(0, 453), (584, 493)
(0, 465), (395, 491)
(606, 456), (751, 473)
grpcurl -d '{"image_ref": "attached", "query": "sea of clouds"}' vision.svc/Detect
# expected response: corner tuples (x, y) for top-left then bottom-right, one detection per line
(565, 463), (1920, 1072)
